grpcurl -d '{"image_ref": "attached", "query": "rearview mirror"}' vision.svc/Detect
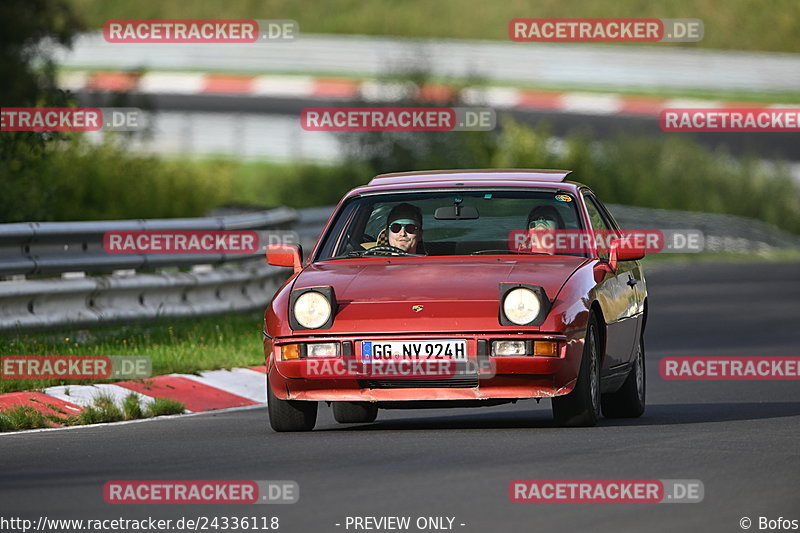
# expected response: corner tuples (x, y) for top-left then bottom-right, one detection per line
(434, 205), (479, 220)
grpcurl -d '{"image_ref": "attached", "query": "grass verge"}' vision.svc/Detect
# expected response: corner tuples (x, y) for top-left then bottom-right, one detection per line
(0, 393), (186, 432)
(0, 406), (50, 432)
(0, 312), (265, 394)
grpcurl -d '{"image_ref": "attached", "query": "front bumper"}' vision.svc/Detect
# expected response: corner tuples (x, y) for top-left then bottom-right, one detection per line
(266, 332), (585, 402)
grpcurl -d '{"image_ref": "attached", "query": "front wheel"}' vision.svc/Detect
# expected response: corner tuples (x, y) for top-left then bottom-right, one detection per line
(552, 316), (601, 427)
(332, 402), (378, 423)
(601, 331), (646, 418)
(268, 384), (317, 432)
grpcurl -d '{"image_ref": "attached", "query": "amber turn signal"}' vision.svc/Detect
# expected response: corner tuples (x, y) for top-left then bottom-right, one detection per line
(533, 340), (558, 357)
(281, 344), (301, 360)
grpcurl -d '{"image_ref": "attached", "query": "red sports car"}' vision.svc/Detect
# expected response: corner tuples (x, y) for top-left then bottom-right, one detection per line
(265, 169), (647, 431)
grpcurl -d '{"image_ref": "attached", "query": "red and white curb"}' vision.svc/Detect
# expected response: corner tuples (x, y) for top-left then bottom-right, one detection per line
(58, 70), (791, 119)
(0, 365), (268, 429)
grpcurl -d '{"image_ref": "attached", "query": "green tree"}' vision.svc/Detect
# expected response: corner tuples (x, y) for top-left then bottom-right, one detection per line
(0, 0), (83, 222)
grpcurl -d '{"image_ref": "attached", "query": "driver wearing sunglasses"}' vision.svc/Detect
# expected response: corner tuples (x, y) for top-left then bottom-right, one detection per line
(359, 203), (425, 254)
(386, 203), (424, 253)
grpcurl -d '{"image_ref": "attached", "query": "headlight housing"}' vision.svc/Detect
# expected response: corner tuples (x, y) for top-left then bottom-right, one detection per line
(306, 342), (340, 357)
(499, 283), (549, 327)
(289, 286), (337, 330)
(492, 340), (531, 356)
(294, 292), (331, 329)
(503, 288), (540, 325)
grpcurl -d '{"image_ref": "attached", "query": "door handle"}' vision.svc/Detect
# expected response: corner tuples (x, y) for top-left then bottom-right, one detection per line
(627, 277), (637, 287)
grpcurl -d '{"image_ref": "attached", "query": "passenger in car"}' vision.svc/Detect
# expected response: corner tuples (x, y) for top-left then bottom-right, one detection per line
(527, 205), (565, 231)
(526, 205), (565, 254)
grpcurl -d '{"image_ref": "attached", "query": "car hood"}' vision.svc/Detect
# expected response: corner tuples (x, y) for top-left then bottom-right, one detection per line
(289, 256), (587, 334)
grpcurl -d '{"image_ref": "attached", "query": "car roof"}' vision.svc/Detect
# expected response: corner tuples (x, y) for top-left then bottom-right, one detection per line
(347, 169), (582, 196)
(369, 169), (571, 186)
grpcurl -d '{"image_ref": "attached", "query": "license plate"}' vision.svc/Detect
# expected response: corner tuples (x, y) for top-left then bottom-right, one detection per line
(361, 340), (467, 361)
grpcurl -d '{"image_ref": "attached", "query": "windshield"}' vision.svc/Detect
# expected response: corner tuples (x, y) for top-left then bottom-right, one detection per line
(315, 189), (585, 260)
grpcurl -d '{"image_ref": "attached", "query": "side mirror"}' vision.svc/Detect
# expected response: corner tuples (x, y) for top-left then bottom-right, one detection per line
(605, 237), (646, 268)
(595, 238), (644, 283)
(615, 236), (646, 262)
(267, 244), (303, 273)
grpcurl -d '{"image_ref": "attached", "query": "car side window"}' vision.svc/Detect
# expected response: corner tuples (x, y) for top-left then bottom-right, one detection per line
(592, 196), (621, 231)
(583, 193), (612, 260)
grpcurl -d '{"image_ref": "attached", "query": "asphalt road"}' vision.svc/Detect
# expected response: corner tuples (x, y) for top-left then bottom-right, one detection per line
(1, 261), (799, 533)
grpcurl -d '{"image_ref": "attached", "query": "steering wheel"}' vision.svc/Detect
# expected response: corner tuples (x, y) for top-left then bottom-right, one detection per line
(362, 245), (411, 256)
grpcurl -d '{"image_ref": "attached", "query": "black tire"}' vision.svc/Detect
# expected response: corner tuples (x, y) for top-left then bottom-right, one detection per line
(332, 401), (378, 423)
(267, 384), (317, 432)
(601, 331), (646, 418)
(552, 315), (601, 427)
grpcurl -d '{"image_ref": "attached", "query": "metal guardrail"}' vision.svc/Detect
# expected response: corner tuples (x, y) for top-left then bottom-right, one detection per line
(0, 263), (287, 331)
(0, 207), (297, 276)
(0, 207), (314, 332)
(607, 204), (800, 250)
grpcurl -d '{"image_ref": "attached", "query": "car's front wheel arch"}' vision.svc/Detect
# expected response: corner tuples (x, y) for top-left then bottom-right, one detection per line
(552, 312), (602, 427)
